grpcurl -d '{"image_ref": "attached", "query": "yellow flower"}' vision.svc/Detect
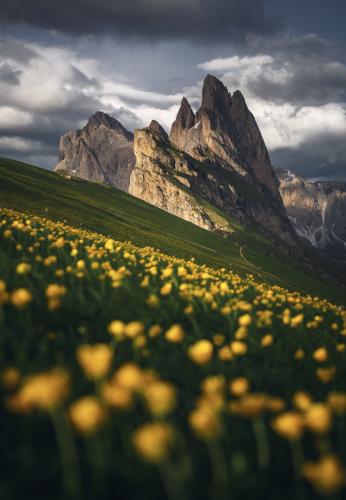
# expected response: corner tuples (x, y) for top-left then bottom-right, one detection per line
(76, 259), (85, 270)
(114, 363), (144, 391)
(69, 396), (106, 435)
(303, 455), (346, 494)
(234, 327), (248, 339)
(290, 314), (304, 327)
(230, 341), (247, 356)
(143, 381), (176, 416)
(132, 422), (174, 463)
(146, 294), (159, 308)
(229, 377), (250, 397)
(105, 239), (114, 251)
(124, 321), (144, 339)
(294, 348), (305, 360)
(107, 320), (125, 340)
(316, 366), (336, 383)
(16, 262), (31, 275)
(261, 334), (273, 347)
(292, 391), (313, 411)
(201, 375), (225, 395)
(188, 340), (213, 365)
(238, 314), (252, 327)
(212, 334), (225, 346)
(304, 404), (332, 434)
(229, 393), (267, 418)
(165, 324), (184, 343)
(160, 282), (173, 295)
(45, 284), (67, 310)
(11, 288), (32, 308)
(189, 406), (220, 440)
(101, 381), (133, 410)
(218, 346), (233, 361)
(148, 324), (162, 338)
(313, 347), (328, 362)
(8, 368), (69, 412)
(327, 392), (346, 415)
(76, 344), (113, 380)
(177, 266), (187, 277)
(272, 412), (304, 440)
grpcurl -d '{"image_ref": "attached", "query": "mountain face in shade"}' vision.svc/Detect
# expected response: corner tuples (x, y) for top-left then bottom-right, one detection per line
(277, 168), (346, 260)
(54, 111), (135, 191)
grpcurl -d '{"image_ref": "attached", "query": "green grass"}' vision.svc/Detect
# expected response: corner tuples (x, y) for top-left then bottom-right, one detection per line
(0, 156), (344, 304)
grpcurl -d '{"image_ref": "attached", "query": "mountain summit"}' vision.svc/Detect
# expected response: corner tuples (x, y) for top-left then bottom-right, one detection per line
(55, 111), (135, 190)
(170, 75), (279, 198)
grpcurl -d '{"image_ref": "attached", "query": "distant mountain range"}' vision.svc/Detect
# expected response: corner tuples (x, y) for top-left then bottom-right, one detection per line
(276, 168), (346, 260)
(54, 74), (346, 262)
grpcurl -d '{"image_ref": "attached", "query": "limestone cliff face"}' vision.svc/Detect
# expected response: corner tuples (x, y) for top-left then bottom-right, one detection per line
(277, 168), (346, 259)
(129, 121), (231, 232)
(54, 111), (135, 191)
(129, 109), (296, 246)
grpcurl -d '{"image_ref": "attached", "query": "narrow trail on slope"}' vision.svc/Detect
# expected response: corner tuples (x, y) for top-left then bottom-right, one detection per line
(239, 245), (285, 285)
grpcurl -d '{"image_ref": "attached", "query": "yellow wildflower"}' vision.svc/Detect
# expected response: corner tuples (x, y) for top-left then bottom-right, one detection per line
(188, 340), (213, 365)
(133, 423), (174, 463)
(69, 396), (106, 435)
(165, 324), (184, 343)
(76, 344), (113, 380)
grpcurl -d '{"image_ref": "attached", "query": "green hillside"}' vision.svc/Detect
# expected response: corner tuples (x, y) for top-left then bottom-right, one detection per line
(0, 156), (344, 304)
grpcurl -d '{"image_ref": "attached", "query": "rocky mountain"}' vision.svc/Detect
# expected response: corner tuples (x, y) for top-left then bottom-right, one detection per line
(130, 75), (297, 245)
(277, 168), (346, 260)
(55, 111), (135, 191)
(54, 75), (299, 246)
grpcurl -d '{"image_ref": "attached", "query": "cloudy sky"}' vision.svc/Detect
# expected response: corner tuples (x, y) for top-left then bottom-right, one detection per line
(0, 0), (346, 180)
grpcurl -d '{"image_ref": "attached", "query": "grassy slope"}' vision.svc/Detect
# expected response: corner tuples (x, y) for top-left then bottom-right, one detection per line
(0, 157), (344, 304)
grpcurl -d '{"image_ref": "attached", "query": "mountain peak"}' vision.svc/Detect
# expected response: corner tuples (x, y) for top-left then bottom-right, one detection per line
(175, 97), (195, 129)
(200, 74), (232, 114)
(86, 111), (133, 139)
(148, 120), (168, 138)
(169, 97), (195, 147)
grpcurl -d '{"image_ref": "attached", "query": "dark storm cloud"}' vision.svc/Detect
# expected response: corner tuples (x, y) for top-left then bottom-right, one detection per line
(0, 0), (280, 42)
(0, 63), (21, 85)
(249, 61), (346, 105)
(271, 131), (346, 181)
(233, 34), (346, 106)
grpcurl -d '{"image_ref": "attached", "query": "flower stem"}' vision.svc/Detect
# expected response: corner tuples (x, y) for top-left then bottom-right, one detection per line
(252, 418), (271, 469)
(50, 408), (81, 498)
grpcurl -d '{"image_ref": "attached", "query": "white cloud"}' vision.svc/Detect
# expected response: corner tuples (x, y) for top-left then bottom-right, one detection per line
(0, 136), (41, 152)
(0, 107), (33, 128)
(198, 54), (273, 72)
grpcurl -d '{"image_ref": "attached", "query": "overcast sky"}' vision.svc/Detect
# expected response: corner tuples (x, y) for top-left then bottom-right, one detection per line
(0, 0), (346, 180)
